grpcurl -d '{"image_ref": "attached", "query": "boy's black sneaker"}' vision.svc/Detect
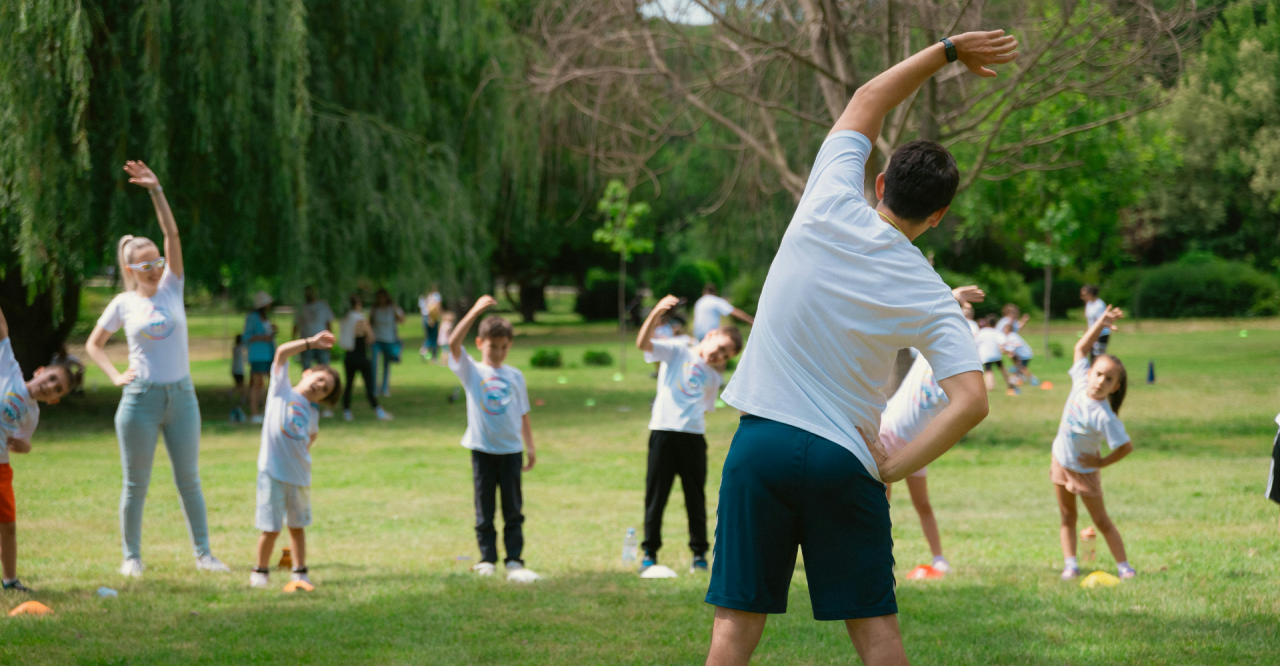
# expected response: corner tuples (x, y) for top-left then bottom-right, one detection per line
(690, 555), (709, 574)
(3, 579), (32, 593)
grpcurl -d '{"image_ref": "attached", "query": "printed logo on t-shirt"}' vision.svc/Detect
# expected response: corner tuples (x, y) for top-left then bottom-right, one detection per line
(678, 361), (708, 397)
(913, 368), (943, 410)
(0, 392), (27, 430)
(139, 305), (176, 340)
(1065, 395), (1090, 437)
(280, 401), (311, 441)
(480, 377), (514, 416)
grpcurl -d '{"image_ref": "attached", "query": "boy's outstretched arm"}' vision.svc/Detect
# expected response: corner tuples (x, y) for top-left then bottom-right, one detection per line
(830, 31), (1018, 140)
(637, 295), (682, 352)
(1074, 306), (1122, 362)
(274, 331), (335, 367)
(449, 295), (497, 361)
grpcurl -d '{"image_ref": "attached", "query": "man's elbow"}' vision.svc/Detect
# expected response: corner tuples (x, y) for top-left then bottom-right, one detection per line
(962, 394), (990, 426)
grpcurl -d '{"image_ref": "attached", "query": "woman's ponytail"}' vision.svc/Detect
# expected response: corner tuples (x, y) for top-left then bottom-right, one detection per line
(117, 235), (137, 292)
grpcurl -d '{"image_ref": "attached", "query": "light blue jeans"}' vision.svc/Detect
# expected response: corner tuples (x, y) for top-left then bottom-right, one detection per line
(115, 376), (211, 561)
(372, 341), (397, 394)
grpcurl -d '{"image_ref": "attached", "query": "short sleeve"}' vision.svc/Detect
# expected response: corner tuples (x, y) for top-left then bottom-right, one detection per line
(96, 295), (126, 333)
(806, 131), (872, 202)
(268, 360), (290, 398)
(0, 339), (18, 377)
(448, 346), (476, 385)
(914, 296), (983, 381)
(714, 297), (735, 316)
(648, 339), (682, 364)
(1068, 357), (1090, 383)
(1099, 410), (1130, 449)
(158, 264), (183, 296)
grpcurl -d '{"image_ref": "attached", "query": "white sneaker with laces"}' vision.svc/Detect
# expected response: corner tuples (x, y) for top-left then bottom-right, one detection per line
(120, 558), (145, 577)
(290, 571), (312, 584)
(376, 407), (393, 421)
(932, 557), (952, 574)
(250, 414), (264, 424)
(1061, 567), (1080, 581)
(250, 571), (269, 588)
(506, 561), (543, 583)
(196, 554), (232, 573)
(343, 409), (354, 421)
(472, 562), (496, 576)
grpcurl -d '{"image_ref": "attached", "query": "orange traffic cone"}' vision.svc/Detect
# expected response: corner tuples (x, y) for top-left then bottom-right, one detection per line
(8, 601), (53, 616)
(905, 565), (945, 580)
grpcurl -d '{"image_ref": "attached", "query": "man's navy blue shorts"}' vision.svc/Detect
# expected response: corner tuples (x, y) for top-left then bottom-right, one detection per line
(705, 415), (896, 621)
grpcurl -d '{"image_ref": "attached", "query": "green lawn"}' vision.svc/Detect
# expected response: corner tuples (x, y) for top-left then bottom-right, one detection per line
(2, 319), (1279, 664)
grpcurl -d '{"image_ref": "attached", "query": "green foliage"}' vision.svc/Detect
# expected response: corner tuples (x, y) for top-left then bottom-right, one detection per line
(575, 268), (636, 321)
(937, 267), (1035, 319)
(593, 180), (653, 261)
(1023, 203), (1079, 269)
(728, 270), (765, 317)
(1106, 257), (1280, 318)
(530, 348), (563, 368)
(1029, 275), (1085, 319)
(659, 262), (710, 303)
(582, 349), (613, 366)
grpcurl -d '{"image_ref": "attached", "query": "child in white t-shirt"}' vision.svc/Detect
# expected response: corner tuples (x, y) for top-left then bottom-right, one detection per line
(1051, 304), (1135, 581)
(250, 331), (342, 589)
(1001, 322), (1039, 387)
(229, 334), (247, 422)
(636, 295), (743, 574)
(448, 296), (540, 582)
(0, 304), (83, 593)
(973, 315), (1014, 392)
(1081, 284), (1111, 357)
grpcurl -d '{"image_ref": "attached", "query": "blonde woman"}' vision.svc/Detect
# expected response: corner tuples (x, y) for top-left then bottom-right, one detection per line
(85, 161), (230, 577)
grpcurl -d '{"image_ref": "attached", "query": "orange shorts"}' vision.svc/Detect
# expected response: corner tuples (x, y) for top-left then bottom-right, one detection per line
(1050, 457), (1102, 497)
(0, 463), (13, 523)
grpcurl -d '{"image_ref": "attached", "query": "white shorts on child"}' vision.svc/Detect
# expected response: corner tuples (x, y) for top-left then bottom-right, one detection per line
(256, 471), (312, 532)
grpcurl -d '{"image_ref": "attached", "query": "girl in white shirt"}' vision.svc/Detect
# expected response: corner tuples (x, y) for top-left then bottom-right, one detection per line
(85, 161), (230, 577)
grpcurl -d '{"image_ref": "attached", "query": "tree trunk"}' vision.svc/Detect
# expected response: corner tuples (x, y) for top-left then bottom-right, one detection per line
(1043, 256), (1053, 358)
(618, 252), (627, 374)
(0, 271), (82, 379)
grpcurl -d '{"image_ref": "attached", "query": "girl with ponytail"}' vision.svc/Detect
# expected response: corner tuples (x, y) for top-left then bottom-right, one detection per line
(84, 161), (230, 577)
(1049, 304), (1136, 582)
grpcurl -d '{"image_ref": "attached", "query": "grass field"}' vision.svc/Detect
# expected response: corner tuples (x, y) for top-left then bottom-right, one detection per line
(2, 314), (1279, 664)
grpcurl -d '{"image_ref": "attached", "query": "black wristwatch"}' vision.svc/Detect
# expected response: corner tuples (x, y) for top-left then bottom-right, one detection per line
(940, 37), (958, 63)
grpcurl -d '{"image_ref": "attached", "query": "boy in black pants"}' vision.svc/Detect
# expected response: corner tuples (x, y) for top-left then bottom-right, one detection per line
(636, 295), (743, 573)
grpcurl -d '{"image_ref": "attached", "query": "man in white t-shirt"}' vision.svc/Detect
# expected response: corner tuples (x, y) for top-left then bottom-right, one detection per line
(692, 285), (753, 341)
(635, 295), (743, 575)
(1082, 284), (1111, 356)
(706, 30), (1015, 665)
(292, 286), (335, 370)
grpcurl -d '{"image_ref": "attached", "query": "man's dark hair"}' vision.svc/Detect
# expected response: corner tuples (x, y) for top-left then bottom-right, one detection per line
(881, 140), (959, 223)
(478, 315), (514, 340)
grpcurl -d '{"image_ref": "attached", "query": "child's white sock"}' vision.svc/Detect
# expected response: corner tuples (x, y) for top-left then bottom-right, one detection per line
(1064, 556), (1078, 570)
(2, 578), (16, 585)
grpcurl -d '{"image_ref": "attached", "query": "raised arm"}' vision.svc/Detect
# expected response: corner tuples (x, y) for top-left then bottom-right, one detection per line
(449, 295), (497, 361)
(124, 161), (182, 279)
(1017, 313), (1031, 330)
(86, 325), (134, 387)
(274, 331), (335, 367)
(950, 285), (985, 306)
(730, 308), (754, 326)
(637, 295), (681, 352)
(873, 370), (988, 483)
(831, 31), (1018, 140)
(1074, 305), (1123, 362)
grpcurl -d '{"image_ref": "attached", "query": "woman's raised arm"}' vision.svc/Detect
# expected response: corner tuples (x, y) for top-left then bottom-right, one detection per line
(124, 161), (183, 279)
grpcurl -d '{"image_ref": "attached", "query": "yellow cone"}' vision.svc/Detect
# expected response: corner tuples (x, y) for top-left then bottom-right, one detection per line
(1079, 571), (1120, 588)
(8, 601), (53, 616)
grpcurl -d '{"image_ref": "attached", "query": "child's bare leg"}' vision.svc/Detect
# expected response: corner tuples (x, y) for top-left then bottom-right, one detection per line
(1080, 494), (1128, 564)
(1055, 484), (1078, 559)
(906, 476), (943, 558)
(288, 527), (306, 569)
(0, 523), (16, 580)
(256, 531), (279, 570)
(999, 364), (1014, 388)
(984, 370), (995, 391)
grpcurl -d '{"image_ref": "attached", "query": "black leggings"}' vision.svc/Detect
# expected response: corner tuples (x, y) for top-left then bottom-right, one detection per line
(343, 352), (379, 410)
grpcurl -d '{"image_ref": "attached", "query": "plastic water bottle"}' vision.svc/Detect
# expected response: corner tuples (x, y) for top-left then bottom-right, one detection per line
(621, 528), (638, 562)
(1081, 527), (1097, 563)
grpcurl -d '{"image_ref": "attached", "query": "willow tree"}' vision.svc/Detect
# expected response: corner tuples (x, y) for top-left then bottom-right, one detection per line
(1, 0), (525, 374)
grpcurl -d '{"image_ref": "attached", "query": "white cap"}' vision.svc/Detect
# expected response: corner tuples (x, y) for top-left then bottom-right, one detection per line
(253, 291), (274, 309)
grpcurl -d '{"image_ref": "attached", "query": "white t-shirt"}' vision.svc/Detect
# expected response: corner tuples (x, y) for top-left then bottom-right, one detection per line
(231, 343), (246, 376)
(967, 319), (980, 336)
(1085, 299), (1110, 336)
(647, 340), (721, 434)
(449, 348), (530, 455)
(295, 301), (334, 338)
(96, 267), (190, 384)
(0, 339), (39, 465)
(1003, 331), (1033, 360)
(721, 131), (982, 481)
(258, 360), (319, 487)
(371, 306), (401, 343)
(973, 328), (1006, 364)
(339, 312), (366, 352)
(1052, 358), (1130, 473)
(996, 315), (1021, 334)
(880, 353), (949, 444)
(693, 295), (735, 341)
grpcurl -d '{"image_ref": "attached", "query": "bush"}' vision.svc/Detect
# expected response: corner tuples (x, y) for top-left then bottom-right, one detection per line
(530, 349), (562, 368)
(583, 350), (614, 366)
(936, 267), (1035, 319)
(1028, 275), (1084, 319)
(659, 262), (709, 303)
(1106, 258), (1280, 318)
(575, 268), (637, 322)
(728, 270), (766, 317)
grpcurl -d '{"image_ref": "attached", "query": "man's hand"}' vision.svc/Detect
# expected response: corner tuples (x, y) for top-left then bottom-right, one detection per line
(949, 30), (1020, 78)
(951, 285), (985, 305)
(858, 426), (889, 472)
(308, 331), (336, 350)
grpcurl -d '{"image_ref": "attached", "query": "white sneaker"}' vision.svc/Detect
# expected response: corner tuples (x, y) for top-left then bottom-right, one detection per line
(1061, 567), (1080, 581)
(120, 558), (145, 577)
(375, 407), (393, 421)
(472, 562), (496, 576)
(932, 558), (952, 574)
(343, 409), (354, 421)
(290, 571), (312, 584)
(321, 409), (334, 418)
(250, 571), (269, 588)
(250, 414), (264, 424)
(506, 562), (543, 583)
(196, 554), (231, 573)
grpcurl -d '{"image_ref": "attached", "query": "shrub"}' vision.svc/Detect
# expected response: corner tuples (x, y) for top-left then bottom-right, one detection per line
(583, 350), (614, 366)
(936, 267), (1035, 319)
(530, 349), (562, 368)
(1027, 275), (1084, 319)
(728, 270), (766, 317)
(659, 262), (709, 303)
(1107, 258), (1280, 318)
(575, 268), (637, 321)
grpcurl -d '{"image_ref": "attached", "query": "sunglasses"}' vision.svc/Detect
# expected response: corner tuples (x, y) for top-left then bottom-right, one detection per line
(127, 257), (166, 273)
